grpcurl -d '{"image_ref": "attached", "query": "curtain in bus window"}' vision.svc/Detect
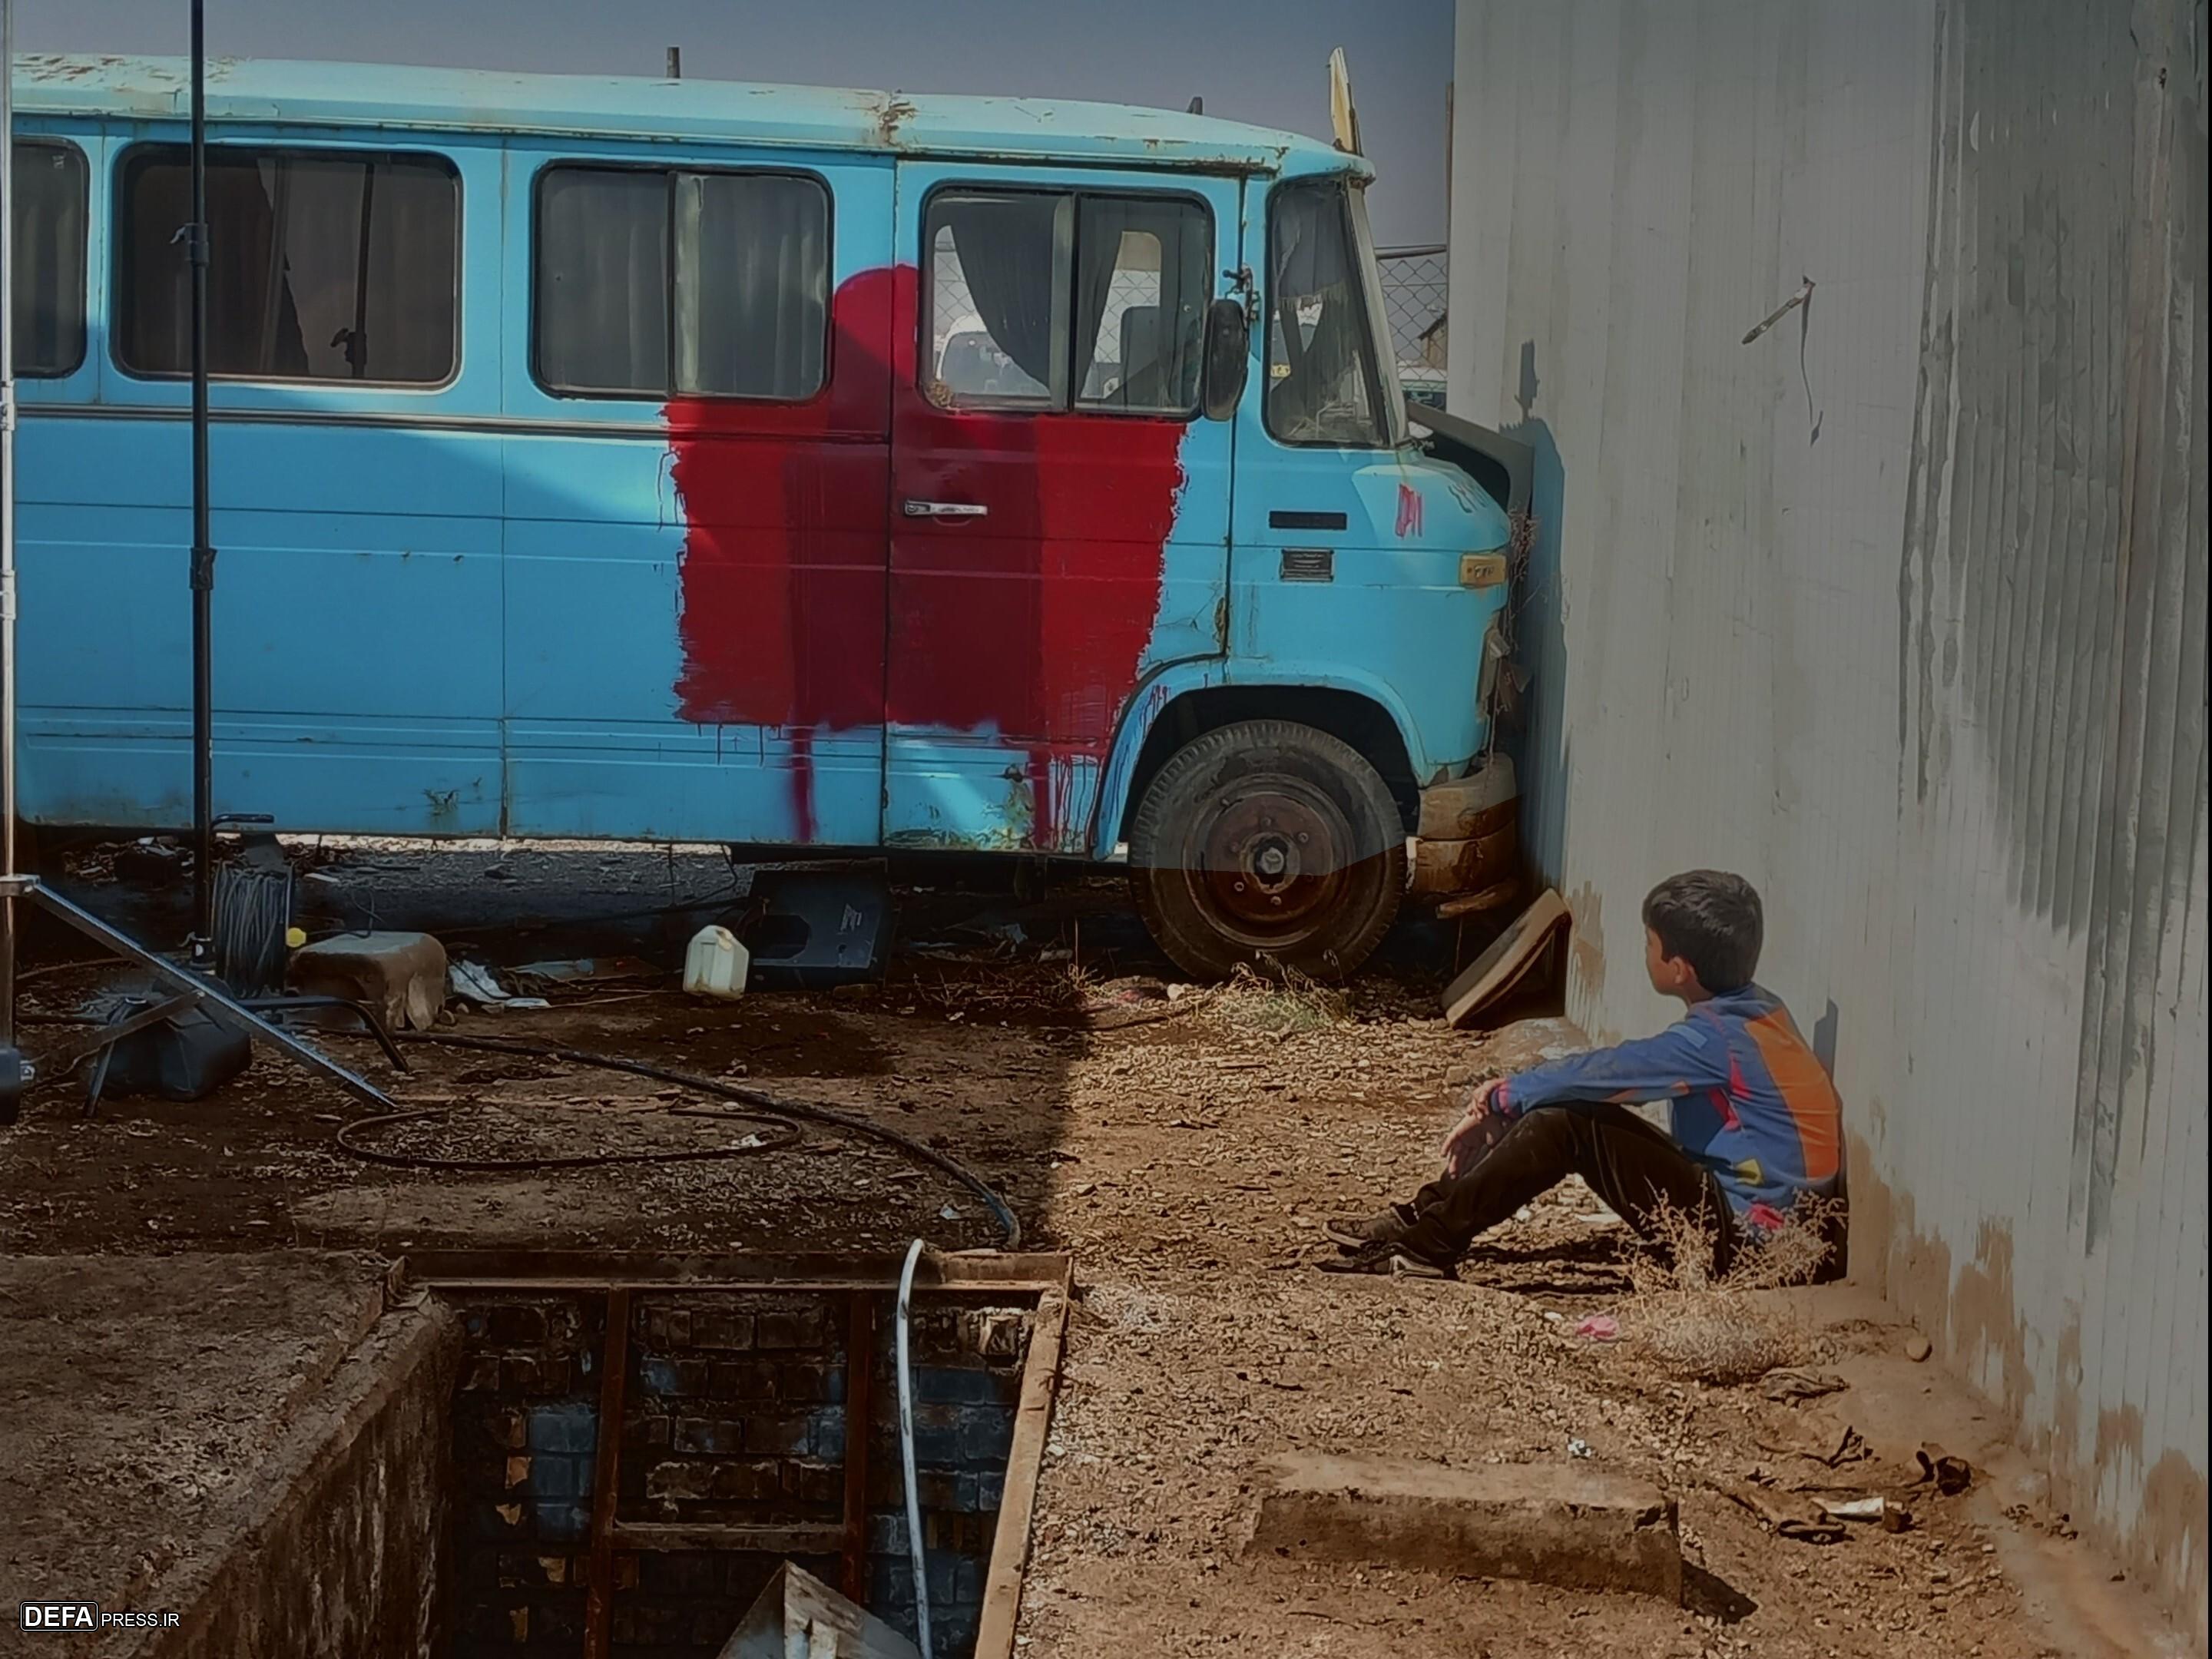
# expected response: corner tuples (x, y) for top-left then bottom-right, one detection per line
(933, 193), (1064, 399)
(1073, 197), (1208, 413)
(118, 147), (459, 383)
(9, 142), (88, 376)
(674, 173), (827, 399)
(537, 167), (827, 400)
(536, 167), (668, 396)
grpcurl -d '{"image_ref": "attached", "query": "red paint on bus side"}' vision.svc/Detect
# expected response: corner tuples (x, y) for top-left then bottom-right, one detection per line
(666, 263), (1183, 849)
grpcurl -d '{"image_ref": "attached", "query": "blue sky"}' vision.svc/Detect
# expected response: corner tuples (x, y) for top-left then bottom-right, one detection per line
(12, 0), (1453, 244)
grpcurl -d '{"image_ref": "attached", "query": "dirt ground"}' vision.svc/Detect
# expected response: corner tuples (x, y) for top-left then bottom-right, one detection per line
(0, 1251), (389, 1621)
(0, 845), (2188, 1657)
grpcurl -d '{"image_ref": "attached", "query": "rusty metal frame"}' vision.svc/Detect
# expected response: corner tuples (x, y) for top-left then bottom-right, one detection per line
(840, 1290), (878, 1602)
(409, 1250), (1072, 1649)
(581, 1286), (631, 1659)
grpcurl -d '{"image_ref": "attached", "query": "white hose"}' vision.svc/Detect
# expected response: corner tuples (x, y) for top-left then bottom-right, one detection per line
(896, 1237), (935, 1659)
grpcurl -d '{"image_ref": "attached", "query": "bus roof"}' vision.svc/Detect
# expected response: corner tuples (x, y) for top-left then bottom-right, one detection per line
(13, 54), (1366, 179)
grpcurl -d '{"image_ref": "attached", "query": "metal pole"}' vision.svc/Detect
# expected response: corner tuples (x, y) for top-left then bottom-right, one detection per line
(187, 0), (216, 961)
(2, 0), (22, 1055)
(0, 8), (397, 1121)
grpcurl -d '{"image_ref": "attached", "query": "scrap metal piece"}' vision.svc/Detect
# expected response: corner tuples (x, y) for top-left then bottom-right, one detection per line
(1442, 888), (1570, 1028)
(719, 1561), (921, 1659)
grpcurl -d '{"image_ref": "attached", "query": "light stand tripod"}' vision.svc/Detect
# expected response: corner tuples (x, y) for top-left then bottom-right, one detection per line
(1, 2), (395, 1121)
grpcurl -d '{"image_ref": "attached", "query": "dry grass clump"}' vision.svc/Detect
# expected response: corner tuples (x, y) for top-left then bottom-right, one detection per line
(1626, 1197), (1843, 1385)
(1210, 962), (1354, 1034)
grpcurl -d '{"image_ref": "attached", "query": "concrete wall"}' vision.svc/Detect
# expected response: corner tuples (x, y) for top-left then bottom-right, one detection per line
(147, 1305), (460, 1659)
(1449, 0), (2207, 1639)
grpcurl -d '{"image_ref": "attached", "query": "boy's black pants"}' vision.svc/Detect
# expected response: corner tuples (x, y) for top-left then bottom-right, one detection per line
(1396, 1103), (1737, 1270)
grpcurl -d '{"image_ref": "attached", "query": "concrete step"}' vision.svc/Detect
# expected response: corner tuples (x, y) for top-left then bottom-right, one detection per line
(1244, 1452), (1681, 1601)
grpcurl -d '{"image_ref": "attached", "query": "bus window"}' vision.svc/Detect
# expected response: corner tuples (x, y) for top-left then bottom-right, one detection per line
(117, 146), (459, 384)
(926, 190), (1066, 408)
(534, 165), (829, 401)
(1266, 179), (1389, 446)
(924, 188), (1209, 415)
(1074, 199), (1209, 415)
(10, 140), (88, 377)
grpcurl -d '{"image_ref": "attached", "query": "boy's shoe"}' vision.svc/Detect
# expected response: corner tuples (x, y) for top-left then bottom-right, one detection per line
(1323, 1204), (1416, 1249)
(1316, 1237), (1458, 1280)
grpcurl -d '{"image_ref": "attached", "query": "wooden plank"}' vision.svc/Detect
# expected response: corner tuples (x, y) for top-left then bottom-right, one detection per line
(581, 1286), (632, 1659)
(840, 1290), (878, 1603)
(972, 1273), (1072, 1659)
(408, 1274), (1068, 1299)
(402, 1248), (1069, 1290)
(1441, 887), (1569, 1027)
(606, 1520), (844, 1554)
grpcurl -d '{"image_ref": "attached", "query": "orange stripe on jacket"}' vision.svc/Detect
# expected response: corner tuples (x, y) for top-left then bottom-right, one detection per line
(1746, 1010), (1842, 1184)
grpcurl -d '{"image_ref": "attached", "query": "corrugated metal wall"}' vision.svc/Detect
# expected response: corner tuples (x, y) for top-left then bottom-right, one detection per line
(1449, 0), (2207, 1638)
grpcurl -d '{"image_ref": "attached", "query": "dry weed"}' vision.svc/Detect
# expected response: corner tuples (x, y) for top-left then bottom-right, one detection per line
(1624, 1197), (1841, 1386)
(1209, 963), (1354, 1034)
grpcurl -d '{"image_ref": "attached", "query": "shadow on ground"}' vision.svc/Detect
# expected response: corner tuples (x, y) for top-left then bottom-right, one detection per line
(2, 837), (1492, 1262)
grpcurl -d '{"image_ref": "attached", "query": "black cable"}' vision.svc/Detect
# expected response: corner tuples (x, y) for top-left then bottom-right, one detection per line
(212, 859), (292, 995)
(12, 959), (108, 988)
(336, 1100), (801, 1173)
(339, 1030), (1022, 1248)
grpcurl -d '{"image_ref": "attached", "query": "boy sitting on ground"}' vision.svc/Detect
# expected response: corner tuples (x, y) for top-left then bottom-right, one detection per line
(1321, 869), (1843, 1280)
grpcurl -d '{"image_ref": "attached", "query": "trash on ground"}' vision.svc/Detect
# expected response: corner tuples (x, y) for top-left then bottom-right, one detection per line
(512, 955), (661, 985)
(446, 959), (551, 1012)
(1819, 1495), (1889, 1524)
(1754, 1421), (1866, 1468)
(683, 926), (750, 999)
(1915, 1442), (1974, 1495)
(1572, 1314), (1620, 1341)
(1720, 1479), (1847, 1544)
(1759, 1366), (1849, 1403)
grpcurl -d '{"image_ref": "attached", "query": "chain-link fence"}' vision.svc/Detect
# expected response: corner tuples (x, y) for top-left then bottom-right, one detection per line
(1376, 243), (1448, 405)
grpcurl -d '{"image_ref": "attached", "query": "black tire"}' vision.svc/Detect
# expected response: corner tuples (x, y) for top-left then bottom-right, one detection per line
(1128, 719), (1405, 981)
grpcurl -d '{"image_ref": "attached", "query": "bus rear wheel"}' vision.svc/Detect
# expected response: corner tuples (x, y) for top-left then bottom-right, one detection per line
(1128, 719), (1404, 982)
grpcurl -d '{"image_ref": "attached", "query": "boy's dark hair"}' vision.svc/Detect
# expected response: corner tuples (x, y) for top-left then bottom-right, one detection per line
(1642, 870), (1763, 992)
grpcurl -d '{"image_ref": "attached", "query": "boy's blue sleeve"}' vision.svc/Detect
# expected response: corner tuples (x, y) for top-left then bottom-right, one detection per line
(1498, 1020), (1731, 1116)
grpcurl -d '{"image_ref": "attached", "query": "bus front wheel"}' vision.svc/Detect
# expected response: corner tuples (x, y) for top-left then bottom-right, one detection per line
(1128, 719), (1404, 982)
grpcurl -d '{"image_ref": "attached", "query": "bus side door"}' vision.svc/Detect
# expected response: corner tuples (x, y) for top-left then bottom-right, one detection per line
(883, 164), (1240, 853)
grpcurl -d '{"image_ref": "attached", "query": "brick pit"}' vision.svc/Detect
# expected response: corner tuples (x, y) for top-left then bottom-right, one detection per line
(444, 1278), (1035, 1658)
(94, 1260), (1056, 1659)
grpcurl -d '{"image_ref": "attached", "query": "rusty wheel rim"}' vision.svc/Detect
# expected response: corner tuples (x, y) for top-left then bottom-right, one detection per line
(1182, 777), (1356, 950)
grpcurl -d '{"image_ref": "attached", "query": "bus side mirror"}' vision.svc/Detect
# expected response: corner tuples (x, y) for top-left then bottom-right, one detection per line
(1200, 297), (1250, 420)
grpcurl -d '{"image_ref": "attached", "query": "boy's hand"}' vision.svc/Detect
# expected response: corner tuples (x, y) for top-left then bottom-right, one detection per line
(1441, 1079), (1507, 1176)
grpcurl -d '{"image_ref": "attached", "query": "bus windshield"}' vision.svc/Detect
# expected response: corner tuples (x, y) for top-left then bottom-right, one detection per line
(1266, 177), (1405, 447)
